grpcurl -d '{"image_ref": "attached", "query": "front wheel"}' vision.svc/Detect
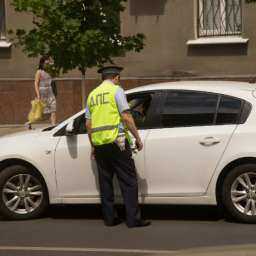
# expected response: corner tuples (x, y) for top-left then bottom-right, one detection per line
(0, 165), (49, 220)
(222, 164), (256, 223)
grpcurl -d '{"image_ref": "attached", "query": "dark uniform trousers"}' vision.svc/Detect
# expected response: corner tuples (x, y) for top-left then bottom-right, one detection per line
(94, 140), (141, 226)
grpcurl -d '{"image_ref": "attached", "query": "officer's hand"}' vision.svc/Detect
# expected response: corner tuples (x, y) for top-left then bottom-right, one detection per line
(136, 139), (143, 151)
(91, 147), (95, 160)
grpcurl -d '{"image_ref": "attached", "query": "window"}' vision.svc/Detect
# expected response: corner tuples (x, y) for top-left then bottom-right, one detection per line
(240, 101), (252, 124)
(198, 0), (242, 37)
(216, 96), (242, 125)
(73, 114), (87, 134)
(0, 0), (6, 39)
(127, 93), (153, 129)
(161, 91), (218, 128)
(54, 114), (87, 137)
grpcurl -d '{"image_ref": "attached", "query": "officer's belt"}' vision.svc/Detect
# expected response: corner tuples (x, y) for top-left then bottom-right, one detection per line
(91, 124), (119, 133)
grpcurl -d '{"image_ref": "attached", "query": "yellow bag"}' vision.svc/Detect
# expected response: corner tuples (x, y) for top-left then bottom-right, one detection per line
(28, 99), (45, 123)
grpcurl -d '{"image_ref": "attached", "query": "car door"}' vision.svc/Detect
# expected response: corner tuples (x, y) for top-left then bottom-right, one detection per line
(144, 90), (242, 196)
(54, 91), (157, 198)
(54, 114), (100, 198)
(126, 91), (159, 197)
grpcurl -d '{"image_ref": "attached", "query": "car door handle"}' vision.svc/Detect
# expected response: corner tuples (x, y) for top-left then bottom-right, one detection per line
(199, 137), (221, 146)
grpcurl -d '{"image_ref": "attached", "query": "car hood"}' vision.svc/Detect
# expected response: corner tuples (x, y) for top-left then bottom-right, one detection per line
(0, 128), (53, 149)
(1, 128), (44, 139)
(0, 127), (59, 161)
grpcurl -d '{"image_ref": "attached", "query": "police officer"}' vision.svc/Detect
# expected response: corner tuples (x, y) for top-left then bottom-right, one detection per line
(85, 66), (151, 228)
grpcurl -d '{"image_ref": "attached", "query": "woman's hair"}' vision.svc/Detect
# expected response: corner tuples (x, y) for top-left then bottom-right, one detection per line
(38, 55), (49, 70)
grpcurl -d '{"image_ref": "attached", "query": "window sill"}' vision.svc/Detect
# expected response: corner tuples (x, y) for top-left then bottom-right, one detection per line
(0, 40), (12, 48)
(187, 37), (249, 46)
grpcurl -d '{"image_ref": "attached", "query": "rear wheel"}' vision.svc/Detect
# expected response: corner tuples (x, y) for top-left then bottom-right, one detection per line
(222, 164), (256, 223)
(0, 165), (49, 220)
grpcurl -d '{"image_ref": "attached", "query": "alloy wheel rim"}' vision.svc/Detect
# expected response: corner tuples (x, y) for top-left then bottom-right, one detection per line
(2, 174), (43, 214)
(231, 172), (256, 216)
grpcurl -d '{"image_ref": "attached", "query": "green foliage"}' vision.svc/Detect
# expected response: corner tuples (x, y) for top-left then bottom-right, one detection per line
(10, 0), (145, 75)
(44, 63), (59, 78)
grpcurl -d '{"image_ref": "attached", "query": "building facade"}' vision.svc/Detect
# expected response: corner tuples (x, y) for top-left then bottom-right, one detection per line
(0, 0), (255, 124)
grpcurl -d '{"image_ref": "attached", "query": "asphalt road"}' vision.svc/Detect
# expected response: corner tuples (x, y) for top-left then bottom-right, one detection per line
(0, 205), (256, 256)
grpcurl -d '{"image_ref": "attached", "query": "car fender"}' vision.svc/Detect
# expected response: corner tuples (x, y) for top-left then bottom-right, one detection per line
(207, 151), (256, 202)
(0, 153), (60, 204)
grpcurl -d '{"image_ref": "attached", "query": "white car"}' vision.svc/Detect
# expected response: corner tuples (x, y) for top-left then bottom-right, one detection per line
(0, 81), (256, 223)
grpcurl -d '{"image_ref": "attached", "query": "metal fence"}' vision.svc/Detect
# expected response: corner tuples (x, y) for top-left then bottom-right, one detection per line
(198, 0), (242, 37)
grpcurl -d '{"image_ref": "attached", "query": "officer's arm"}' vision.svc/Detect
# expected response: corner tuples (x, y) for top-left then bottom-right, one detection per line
(121, 111), (143, 151)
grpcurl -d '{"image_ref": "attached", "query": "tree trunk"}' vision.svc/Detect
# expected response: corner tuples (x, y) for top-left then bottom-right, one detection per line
(81, 68), (87, 109)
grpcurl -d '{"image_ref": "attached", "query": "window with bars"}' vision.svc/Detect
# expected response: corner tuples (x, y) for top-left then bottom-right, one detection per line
(198, 0), (242, 37)
(0, 0), (6, 39)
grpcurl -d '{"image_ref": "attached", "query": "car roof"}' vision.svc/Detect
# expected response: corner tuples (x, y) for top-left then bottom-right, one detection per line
(126, 81), (256, 96)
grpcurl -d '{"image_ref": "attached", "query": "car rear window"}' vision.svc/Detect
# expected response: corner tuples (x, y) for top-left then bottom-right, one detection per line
(216, 96), (242, 125)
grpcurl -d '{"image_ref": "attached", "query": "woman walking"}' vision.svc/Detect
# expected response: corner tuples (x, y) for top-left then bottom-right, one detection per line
(34, 55), (57, 126)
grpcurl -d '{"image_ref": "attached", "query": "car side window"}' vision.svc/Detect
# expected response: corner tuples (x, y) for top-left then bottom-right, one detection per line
(161, 91), (218, 128)
(127, 93), (153, 129)
(53, 113), (87, 137)
(216, 96), (242, 125)
(73, 114), (87, 134)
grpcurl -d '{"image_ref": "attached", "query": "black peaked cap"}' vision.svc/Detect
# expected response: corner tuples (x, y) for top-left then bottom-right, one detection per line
(98, 66), (123, 75)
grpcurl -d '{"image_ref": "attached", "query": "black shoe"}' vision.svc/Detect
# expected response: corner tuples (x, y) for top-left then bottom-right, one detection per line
(104, 218), (123, 227)
(127, 220), (151, 228)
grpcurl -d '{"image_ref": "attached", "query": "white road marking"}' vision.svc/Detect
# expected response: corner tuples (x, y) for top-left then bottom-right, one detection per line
(0, 246), (177, 254)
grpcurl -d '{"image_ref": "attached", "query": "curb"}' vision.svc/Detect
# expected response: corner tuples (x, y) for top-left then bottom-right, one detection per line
(0, 125), (24, 128)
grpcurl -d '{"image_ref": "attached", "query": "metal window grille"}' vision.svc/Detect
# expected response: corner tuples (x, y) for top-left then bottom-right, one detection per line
(0, 0), (6, 39)
(198, 0), (242, 37)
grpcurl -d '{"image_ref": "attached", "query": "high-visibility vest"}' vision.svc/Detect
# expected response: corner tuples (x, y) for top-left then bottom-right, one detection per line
(87, 80), (121, 146)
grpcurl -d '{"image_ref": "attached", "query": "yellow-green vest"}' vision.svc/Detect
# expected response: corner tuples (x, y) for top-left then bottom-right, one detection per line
(87, 81), (121, 146)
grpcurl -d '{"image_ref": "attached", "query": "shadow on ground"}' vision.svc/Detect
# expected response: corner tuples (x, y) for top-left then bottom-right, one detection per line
(45, 204), (223, 221)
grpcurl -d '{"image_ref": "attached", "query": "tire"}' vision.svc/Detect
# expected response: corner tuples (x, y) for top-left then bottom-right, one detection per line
(222, 164), (256, 223)
(0, 165), (49, 220)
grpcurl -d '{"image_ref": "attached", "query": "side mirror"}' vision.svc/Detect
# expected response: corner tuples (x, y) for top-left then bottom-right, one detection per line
(65, 120), (75, 136)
